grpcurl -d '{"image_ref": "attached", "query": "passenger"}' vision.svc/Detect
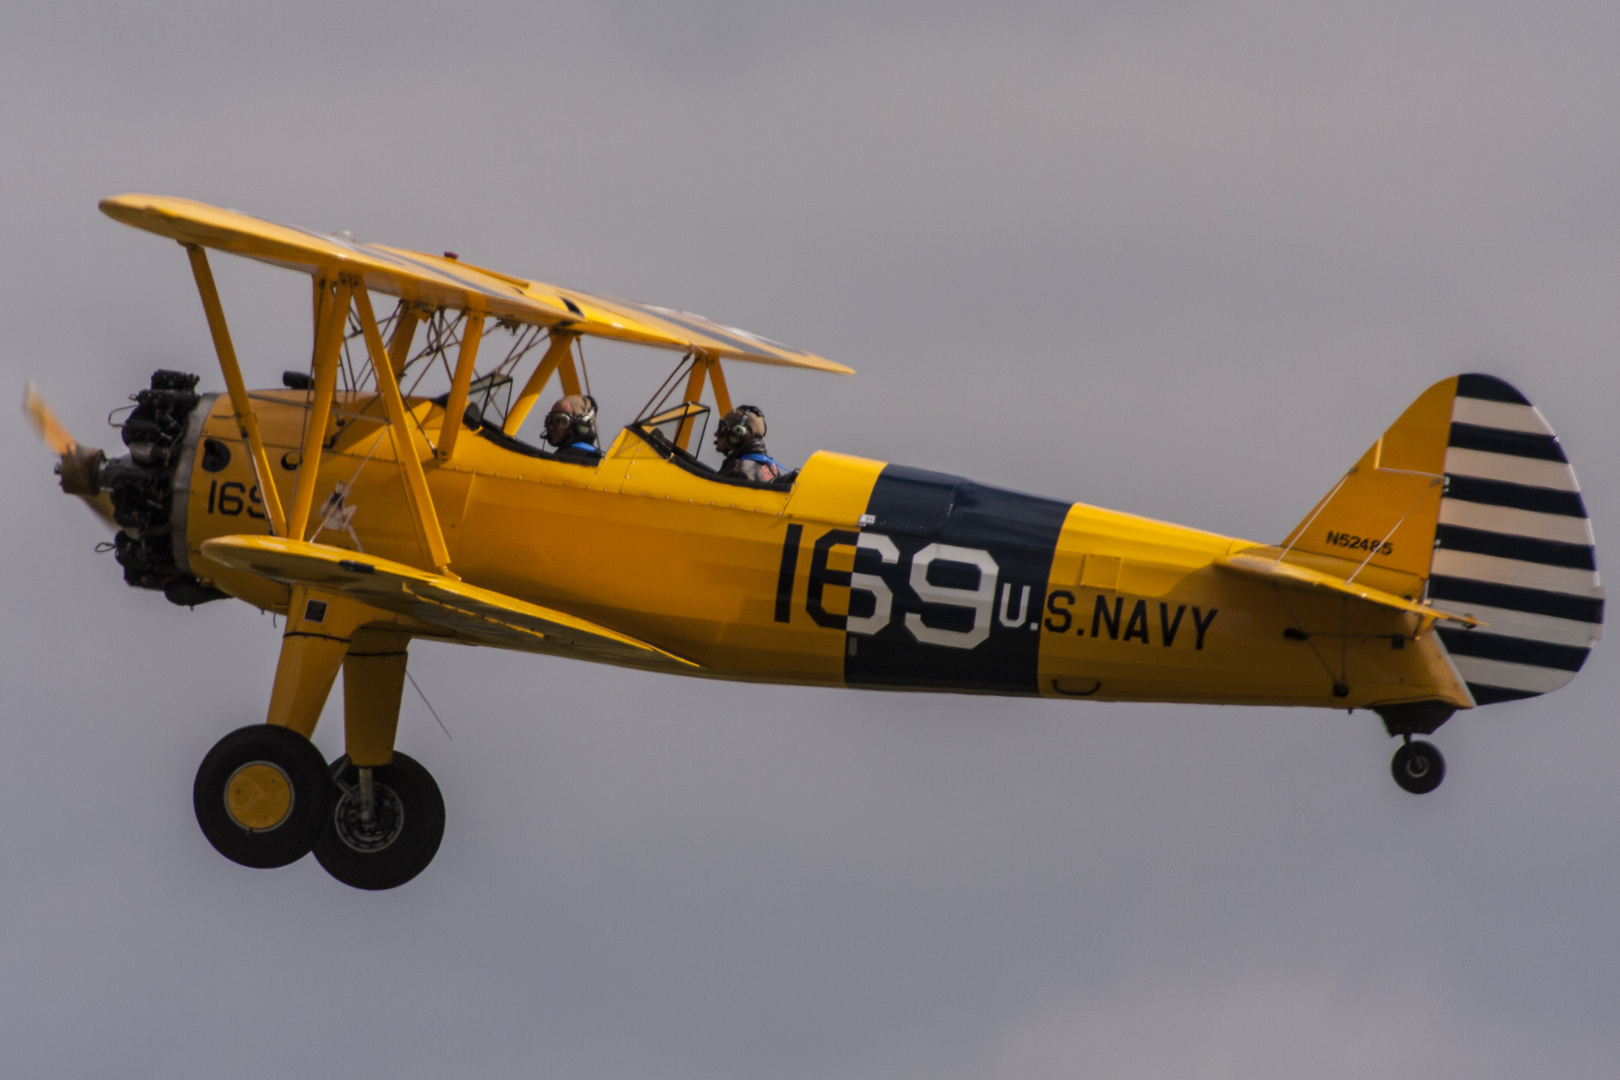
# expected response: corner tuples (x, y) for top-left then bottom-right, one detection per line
(543, 394), (601, 458)
(714, 405), (782, 482)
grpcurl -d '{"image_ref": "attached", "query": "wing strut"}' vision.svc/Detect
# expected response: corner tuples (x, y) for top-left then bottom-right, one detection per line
(286, 278), (352, 541)
(184, 245), (288, 537)
(504, 331), (577, 436)
(556, 340), (584, 397)
(385, 307), (421, 377)
(707, 354), (734, 416)
(436, 310), (484, 460)
(673, 351), (732, 449)
(354, 284), (454, 576)
(675, 353), (710, 450)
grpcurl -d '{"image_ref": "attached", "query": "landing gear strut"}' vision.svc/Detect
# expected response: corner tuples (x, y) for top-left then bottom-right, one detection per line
(1391, 737), (1445, 794)
(194, 594), (445, 889)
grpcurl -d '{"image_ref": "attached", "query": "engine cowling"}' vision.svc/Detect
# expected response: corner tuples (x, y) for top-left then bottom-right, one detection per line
(92, 370), (227, 607)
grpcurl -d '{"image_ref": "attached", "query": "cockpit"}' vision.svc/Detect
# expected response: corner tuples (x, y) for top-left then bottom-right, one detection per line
(442, 377), (795, 490)
(626, 402), (797, 490)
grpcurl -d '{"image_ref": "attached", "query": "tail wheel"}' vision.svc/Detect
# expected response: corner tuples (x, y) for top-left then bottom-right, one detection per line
(1391, 739), (1446, 794)
(194, 725), (333, 868)
(314, 753), (445, 891)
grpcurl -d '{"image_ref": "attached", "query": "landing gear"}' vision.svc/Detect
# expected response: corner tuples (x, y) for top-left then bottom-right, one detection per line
(313, 753), (445, 891)
(193, 725), (334, 868)
(198, 598), (441, 889)
(1391, 738), (1445, 794)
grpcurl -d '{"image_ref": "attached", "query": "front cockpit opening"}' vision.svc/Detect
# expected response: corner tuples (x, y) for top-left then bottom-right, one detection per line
(464, 372), (513, 429)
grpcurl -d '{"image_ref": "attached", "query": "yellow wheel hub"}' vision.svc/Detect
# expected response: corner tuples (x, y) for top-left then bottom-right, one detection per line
(225, 761), (294, 832)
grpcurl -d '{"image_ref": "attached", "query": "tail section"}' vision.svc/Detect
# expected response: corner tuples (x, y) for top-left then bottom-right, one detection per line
(1281, 376), (1455, 583)
(1283, 374), (1602, 707)
(1428, 375), (1601, 703)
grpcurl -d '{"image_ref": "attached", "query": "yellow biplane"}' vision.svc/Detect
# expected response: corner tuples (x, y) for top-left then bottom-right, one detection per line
(29, 194), (1603, 890)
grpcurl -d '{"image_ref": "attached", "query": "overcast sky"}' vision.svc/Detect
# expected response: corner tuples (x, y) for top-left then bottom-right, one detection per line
(2, 2), (1618, 1077)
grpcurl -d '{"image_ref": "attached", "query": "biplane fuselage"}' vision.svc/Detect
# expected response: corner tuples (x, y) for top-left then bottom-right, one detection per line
(41, 194), (1594, 889)
(177, 388), (1468, 711)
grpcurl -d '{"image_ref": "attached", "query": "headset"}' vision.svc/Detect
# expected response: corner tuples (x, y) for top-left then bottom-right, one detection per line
(723, 404), (765, 445)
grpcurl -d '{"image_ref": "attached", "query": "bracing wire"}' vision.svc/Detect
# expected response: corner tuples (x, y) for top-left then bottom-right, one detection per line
(577, 336), (593, 402)
(407, 671), (453, 741)
(636, 351), (696, 422)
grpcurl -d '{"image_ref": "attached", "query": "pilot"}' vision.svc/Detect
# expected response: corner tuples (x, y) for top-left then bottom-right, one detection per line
(714, 404), (782, 482)
(543, 394), (602, 458)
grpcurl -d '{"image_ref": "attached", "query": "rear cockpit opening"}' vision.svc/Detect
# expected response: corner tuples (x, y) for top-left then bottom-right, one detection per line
(629, 402), (797, 490)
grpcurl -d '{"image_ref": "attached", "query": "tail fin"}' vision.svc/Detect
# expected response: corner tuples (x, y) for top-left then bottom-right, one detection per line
(1283, 374), (1602, 706)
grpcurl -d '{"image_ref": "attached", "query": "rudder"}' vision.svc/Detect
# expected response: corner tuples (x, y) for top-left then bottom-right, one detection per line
(1428, 375), (1602, 703)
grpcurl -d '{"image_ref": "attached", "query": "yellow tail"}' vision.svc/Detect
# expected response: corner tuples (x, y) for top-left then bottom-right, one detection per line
(1286, 374), (1601, 706)
(1281, 378), (1455, 581)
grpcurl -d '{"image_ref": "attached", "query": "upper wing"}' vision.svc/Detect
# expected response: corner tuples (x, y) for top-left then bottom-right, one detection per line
(201, 535), (698, 670)
(99, 194), (852, 373)
(1217, 549), (1482, 627)
(548, 290), (851, 372)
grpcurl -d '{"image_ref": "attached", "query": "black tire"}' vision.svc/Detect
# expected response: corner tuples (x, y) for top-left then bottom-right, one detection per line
(194, 725), (333, 868)
(1391, 740), (1446, 794)
(313, 753), (445, 891)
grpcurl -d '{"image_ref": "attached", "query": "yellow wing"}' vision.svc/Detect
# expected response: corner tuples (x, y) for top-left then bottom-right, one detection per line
(99, 194), (852, 374)
(200, 535), (698, 669)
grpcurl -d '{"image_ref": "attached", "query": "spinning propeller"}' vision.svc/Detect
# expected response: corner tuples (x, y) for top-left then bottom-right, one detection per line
(23, 382), (116, 527)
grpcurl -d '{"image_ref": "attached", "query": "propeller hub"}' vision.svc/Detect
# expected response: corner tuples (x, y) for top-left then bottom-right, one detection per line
(56, 444), (105, 496)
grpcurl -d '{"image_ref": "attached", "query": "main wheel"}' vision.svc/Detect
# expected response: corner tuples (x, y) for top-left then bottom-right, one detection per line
(194, 725), (334, 868)
(1391, 740), (1446, 794)
(313, 753), (445, 890)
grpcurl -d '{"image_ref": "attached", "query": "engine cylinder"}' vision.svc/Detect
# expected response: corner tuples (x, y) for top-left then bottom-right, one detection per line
(103, 370), (227, 606)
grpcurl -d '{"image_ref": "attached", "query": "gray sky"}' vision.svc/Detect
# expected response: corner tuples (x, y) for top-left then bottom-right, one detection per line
(2, 2), (1617, 1077)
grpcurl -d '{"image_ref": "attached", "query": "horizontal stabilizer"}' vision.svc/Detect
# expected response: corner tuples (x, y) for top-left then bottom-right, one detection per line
(1217, 550), (1481, 627)
(200, 535), (697, 669)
